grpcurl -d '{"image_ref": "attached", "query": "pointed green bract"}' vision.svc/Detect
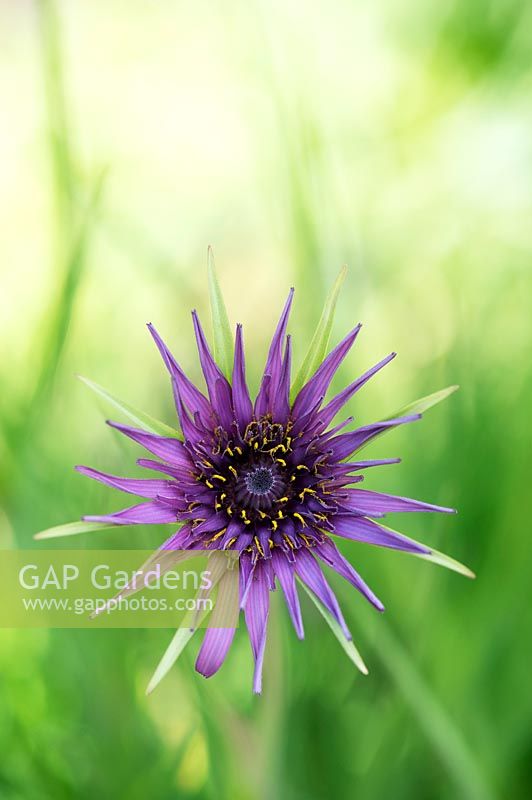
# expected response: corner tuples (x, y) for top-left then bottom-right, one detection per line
(383, 385), (459, 421)
(298, 580), (368, 675)
(415, 547), (476, 579)
(34, 520), (118, 540)
(78, 376), (182, 439)
(353, 384), (459, 456)
(291, 265), (348, 402)
(375, 521), (475, 579)
(207, 247), (233, 380)
(146, 627), (197, 695)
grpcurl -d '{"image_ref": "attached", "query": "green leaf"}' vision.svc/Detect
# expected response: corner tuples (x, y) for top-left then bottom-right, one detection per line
(78, 375), (182, 439)
(146, 627), (197, 695)
(34, 520), (118, 540)
(382, 385), (459, 421)
(291, 265), (348, 402)
(207, 246), (233, 380)
(298, 579), (368, 675)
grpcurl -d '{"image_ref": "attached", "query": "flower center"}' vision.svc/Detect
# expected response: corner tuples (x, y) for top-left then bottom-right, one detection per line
(245, 466), (275, 496)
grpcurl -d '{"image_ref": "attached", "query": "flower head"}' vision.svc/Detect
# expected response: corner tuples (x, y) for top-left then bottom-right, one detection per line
(68, 267), (471, 693)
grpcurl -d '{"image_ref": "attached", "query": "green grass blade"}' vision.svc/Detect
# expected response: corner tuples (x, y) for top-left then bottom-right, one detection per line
(383, 385), (459, 421)
(78, 376), (182, 439)
(146, 628), (197, 695)
(349, 606), (495, 800)
(34, 520), (118, 540)
(207, 246), (233, 380)
(291, 265), (347, 401)
(298, 579), (368, 675)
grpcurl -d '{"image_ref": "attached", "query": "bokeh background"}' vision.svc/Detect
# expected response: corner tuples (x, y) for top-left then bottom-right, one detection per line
(1, 1), (531, 798)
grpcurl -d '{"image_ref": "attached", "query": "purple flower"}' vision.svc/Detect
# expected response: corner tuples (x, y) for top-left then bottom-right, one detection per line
(67, 268), (472, 693)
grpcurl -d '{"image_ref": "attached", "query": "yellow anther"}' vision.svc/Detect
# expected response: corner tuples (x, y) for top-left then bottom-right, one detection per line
(276, 458), (287, 467)
(296, 464), (310, 472)
(225, 537), (237, 549)
(258, 510), (267, 519)
(210, 527), (227, 542)
(293, 513), (307, 527)
(227, 506), (233, 516)
(278, 496), (289, 504)
(299, 487), (316, 500)
(205, 480), (214, 489)
(271, 519), (278, 532)
(277, 510), (284, 519)
(228, 465), (238, 478)
(254, 441), (259, 450)
(254, 537), (264, 557)
(224, 446), (234, 457)
(212, 474), (226, 483)
(284, 535), (295, 549)
(234, 446), (243, 455)
(220, 493), (227, 501)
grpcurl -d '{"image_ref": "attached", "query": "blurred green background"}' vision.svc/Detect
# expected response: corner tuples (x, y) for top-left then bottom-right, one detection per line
(1, 1), (531, 798)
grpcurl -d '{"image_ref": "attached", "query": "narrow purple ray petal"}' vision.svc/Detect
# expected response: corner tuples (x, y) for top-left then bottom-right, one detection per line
(173, 382), (203, 444)
(107, 421), (192, 466)
(255, 289), (294, 415)
(192, 311), (234, 424)
(341, 489), (456, 515)
(196, 627), (236, 678)
(314, 538), (384, 611)
(272, 335), (292, 424)
(160, 524), (194, 550)
(293, 547), (351, 639)
(75, 465), (176, 499)
(332, 515), (430, 554)
(232, 324), (254, 429)
(243, 562), (270, 694)
(272, 549), (304, 638)
(328, 415), (421, 461)
(192, 513), (228, 536)
(342, 458), (401, 471)
(84, 501), (178, 525)
(147, 323), (214, 424)
(318, 352), (396, 428)
(292, 324), (362, 418)
(137, 458), (196, 482)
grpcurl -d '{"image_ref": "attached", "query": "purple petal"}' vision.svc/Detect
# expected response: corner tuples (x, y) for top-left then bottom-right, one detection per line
(192, 311), (234, 427)
(340, 489), (456, 515)
(314, 538), (384, 611)
(232, 325), (254, 429)
(328, 415), (421, 461)
(271, 335), (292, 425)
(341, 458), (401, 471)
(318, 353), (396, 428)
(196, 627), (236, 678)
(332, 515), (430, 554)
(137, 458), (196, 482)
(255, 289), (294, 415)
(84, 501), (178, 525)
(147, 323), (214, 425)
(107, 421), (192, 466)
(75, 465), (176, 499)
(243, 562), (270, 694)
(293, 547), (351, 639)
(272, 549), (304, 638)
(292, 324), (362, 418)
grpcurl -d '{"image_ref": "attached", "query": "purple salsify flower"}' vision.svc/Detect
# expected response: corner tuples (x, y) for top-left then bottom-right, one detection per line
(75, 279), (470, 693)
